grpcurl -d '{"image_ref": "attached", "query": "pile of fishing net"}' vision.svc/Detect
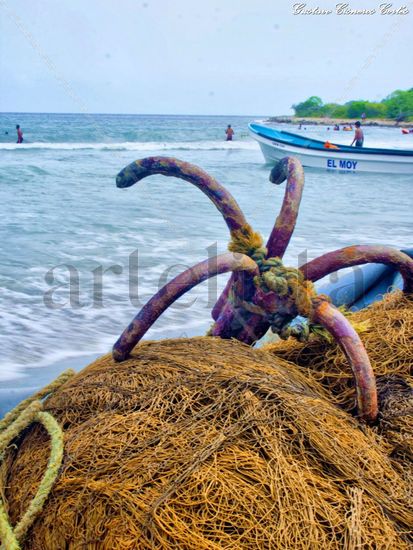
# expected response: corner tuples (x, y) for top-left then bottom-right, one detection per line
(264, 290), (413, 464)
(1, 334), (412, 549)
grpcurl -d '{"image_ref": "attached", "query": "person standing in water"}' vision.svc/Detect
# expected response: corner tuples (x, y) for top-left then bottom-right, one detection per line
(16, 125), (23, 144)
(350, 121), (364, 147)
(225, 124), (234, 141)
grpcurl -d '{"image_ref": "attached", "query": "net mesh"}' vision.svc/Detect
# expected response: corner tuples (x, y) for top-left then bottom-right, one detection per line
(1, 333), (412, 549)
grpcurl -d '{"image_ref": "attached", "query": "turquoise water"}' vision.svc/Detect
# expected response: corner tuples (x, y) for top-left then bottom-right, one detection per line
(0, 113), (412, 381)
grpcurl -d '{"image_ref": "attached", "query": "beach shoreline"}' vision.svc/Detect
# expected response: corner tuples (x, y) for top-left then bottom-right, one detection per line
(1, 113), (412, 420)
(0, 353), (101, 418)
(0, 322), (204, 417)
(266, 116), (412, 128)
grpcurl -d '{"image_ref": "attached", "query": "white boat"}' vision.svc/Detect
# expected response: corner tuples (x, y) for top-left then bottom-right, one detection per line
(249, 123), (413, 174)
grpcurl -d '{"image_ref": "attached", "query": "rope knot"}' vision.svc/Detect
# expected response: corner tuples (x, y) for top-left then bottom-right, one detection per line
(228, 224), (265, 259)
(253, 258), (318, 318)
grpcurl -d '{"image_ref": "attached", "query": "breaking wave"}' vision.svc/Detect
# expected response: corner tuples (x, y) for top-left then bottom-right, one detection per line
(0, 140), (259, 152)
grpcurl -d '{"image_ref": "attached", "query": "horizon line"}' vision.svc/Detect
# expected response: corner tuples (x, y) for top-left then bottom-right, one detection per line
(0, 111), (274, 117)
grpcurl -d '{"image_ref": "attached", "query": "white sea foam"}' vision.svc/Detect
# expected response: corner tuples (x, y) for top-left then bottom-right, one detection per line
(0, 140), (259, 152)
(1, 114), (412, 386)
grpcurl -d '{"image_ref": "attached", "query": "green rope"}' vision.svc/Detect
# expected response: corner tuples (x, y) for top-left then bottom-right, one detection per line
(280, 322), (310, 342)
(0, 369), (75, 433)
(253, 257), (319, 319)
(227, 224), (265, 258)
(13, 411), (63, 543)
(0, 504), (18, 550)
(0, 404), (64, 549)
(0, 371), (73, 549)
(0, 401), (42, 455)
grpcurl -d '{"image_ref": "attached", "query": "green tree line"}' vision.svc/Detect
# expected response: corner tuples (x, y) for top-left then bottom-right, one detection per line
(292, 89), (413, 121)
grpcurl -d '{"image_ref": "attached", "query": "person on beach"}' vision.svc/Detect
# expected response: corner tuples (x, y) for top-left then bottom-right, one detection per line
(351, 121), (364, 147)
(225, 125), (234, 141)
(16, 125), (23, 144)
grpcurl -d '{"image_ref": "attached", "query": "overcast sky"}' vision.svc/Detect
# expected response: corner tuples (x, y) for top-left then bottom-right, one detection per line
(1, 0), (412, 115)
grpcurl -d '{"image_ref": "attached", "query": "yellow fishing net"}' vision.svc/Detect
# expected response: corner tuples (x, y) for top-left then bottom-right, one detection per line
(1, 335), (412, 549)
(264, 289), (413, 484)
(264, 291), (413, 408)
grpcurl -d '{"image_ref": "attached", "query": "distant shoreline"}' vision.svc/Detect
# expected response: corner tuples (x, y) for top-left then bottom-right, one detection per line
(266, 116), (412, 128)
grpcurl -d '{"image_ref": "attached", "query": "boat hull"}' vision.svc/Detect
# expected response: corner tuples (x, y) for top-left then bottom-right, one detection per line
(251, 130), (413, 174)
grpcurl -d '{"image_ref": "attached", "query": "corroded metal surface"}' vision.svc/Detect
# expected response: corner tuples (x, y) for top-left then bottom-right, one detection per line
(311, 298), (378, 423)
(116, 156), (247, 234)
(301, 245), (413, 293)
(212, 157), (304, 335)
(113, 253), (258, 362)
(266, 157), (305, 258)
(113, 155), (413, 423)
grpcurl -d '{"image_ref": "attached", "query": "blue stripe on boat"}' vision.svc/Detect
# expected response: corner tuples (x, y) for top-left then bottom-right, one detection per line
(249, 123), (413, 157)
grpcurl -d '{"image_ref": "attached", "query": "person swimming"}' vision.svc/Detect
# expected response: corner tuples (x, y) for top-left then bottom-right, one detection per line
(16, 124), (23, 144)
(350, 121), (364, 147)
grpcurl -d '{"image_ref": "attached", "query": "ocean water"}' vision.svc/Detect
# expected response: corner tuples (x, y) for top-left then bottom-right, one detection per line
(0, 113), (412, 382)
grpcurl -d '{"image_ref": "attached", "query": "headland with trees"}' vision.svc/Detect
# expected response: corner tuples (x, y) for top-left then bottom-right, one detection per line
(269, 89), (413, 127)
